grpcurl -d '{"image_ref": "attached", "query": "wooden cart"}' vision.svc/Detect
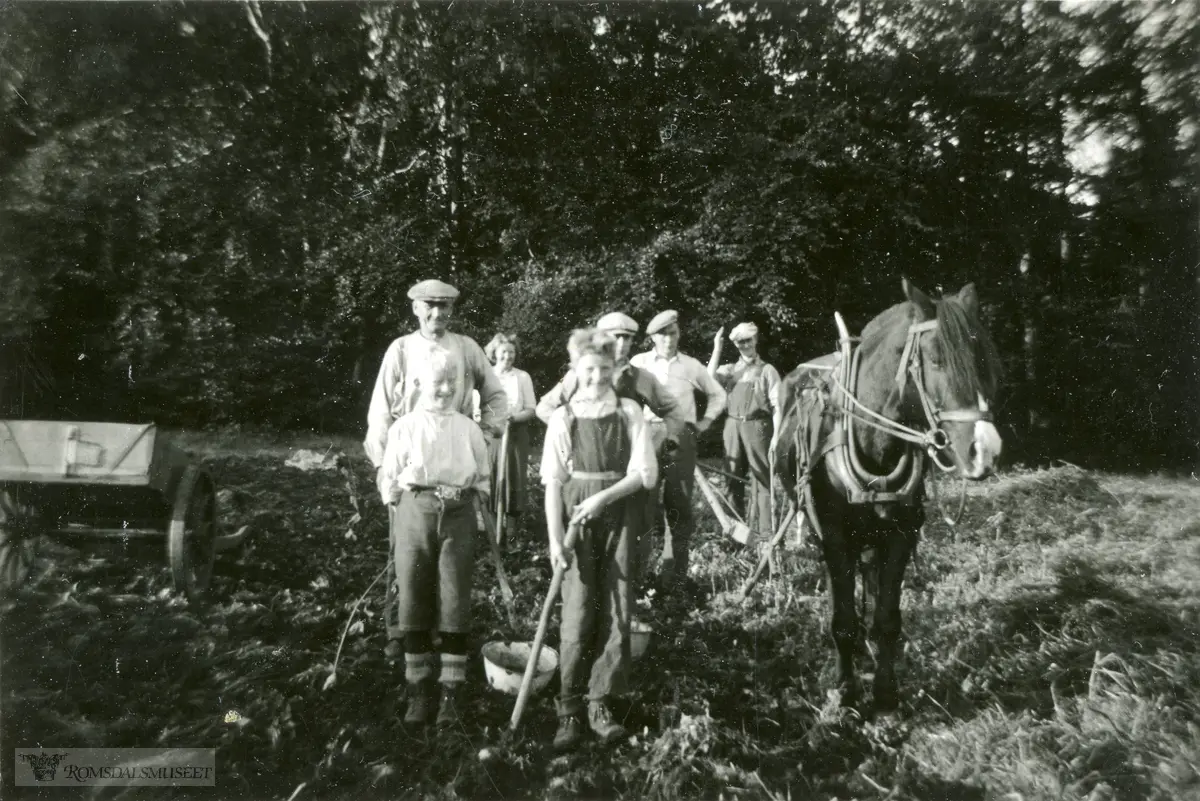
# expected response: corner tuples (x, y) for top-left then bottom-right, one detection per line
(0, 421), (248, 601)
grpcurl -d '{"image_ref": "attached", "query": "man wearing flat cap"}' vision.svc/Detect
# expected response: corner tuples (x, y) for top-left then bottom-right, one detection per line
(364, 279), (510, 468)
(630, 310), (726, 591)
(536, 310), (686, 593)
(708, 322), (782, 544)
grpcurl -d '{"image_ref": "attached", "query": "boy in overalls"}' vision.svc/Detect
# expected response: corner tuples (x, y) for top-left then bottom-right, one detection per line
(541, 328), (658, 751)
(377, 346), (491, 728)
(708, 322), (782, 542)
(536, 311), (684, 595)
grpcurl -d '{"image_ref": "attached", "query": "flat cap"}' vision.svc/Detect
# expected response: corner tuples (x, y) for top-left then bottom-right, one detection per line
(407, 279), (460, 302)
(730, 322), (759, 342)
(596, 312), (639, 334)
(645, 310), (679, 335)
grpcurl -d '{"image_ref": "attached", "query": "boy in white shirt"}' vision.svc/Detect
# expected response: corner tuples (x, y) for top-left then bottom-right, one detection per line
(377, 346), (490, 729)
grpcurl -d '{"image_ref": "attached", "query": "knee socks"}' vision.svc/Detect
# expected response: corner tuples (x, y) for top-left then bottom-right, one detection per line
(403, 632), (467, 686)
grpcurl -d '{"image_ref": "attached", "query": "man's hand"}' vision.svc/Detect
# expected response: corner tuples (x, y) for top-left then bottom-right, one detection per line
(695, 418), (713, 435)
(713, 326), (725, 346)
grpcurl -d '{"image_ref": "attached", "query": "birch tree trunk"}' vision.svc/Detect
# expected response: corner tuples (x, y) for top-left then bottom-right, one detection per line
(1018, 250), (1040, 438)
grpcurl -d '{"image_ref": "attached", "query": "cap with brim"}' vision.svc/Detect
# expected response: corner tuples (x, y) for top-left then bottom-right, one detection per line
(645, 310), (679, 335)
(596, 312), (639, 334)
(730, 322), (758, 342)
(407, 279), (460, 302)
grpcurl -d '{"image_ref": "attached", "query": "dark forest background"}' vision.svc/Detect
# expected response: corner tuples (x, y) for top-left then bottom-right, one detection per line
(1, 0), (1196, 469)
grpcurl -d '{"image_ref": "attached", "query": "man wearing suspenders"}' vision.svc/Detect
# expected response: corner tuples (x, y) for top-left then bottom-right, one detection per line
(708, 322), (783, 543)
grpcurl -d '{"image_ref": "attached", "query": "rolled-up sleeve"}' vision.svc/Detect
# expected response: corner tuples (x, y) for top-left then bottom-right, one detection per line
(621, 400), (658, 489)
(536, 373), (571, 425)
(364, 340), (404, 468)
(714, 364), (735, 392)
(763, 364), (783, 411)
(539, 407), (571, 485)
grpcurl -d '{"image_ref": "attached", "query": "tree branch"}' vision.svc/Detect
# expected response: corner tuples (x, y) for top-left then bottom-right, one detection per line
(372, 150), (427, 188)
(243, 0), (273, 83)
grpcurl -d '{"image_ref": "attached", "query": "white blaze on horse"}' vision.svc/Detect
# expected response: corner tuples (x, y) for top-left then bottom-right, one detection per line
(773, 279), (1003, 711)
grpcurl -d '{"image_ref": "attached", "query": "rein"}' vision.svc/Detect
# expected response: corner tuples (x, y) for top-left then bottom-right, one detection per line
(829, 315), (992, 473)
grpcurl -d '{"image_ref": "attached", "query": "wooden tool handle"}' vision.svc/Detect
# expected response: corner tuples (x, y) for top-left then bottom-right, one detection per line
(480, 504), (515, 605)
(740, 507), (799, 600)
(693, 467), (734, 531)
(509, 522), (580, 732)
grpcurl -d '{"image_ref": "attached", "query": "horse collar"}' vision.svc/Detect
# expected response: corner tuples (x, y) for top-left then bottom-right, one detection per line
(829, 345), (925, 506)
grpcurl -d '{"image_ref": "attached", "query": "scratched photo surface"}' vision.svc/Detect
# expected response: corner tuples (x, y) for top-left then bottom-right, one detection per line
(1, 1), (1197, 799)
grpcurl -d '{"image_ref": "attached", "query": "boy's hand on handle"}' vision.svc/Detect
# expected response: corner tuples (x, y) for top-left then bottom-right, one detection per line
(569, 494), (607, 527)
(549, 537), (571, 572)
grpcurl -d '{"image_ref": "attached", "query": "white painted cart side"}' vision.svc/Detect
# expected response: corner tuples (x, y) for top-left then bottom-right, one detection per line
(0, 421), (247, 601)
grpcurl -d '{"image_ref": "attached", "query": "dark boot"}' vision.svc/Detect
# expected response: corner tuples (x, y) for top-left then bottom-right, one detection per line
(553, 713), (585, 752)
(436, 684), (461, 729)
(587, 700), (627, 744)
(404, 680), (436, 726)
(384, 638), (403, 662)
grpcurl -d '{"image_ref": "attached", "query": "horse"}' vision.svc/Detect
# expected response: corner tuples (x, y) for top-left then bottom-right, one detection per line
(772, 279), (1003, 711)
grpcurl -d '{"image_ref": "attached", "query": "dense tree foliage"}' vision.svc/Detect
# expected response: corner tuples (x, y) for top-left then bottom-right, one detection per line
(1, 0), (1195, 467)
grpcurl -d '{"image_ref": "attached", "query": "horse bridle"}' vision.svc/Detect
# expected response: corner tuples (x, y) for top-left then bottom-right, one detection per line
(832, 318), (993, 474)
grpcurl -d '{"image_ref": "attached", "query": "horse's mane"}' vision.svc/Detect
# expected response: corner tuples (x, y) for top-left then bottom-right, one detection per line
(931, 295), (1002, 403)
(858, 292), (1002, 403)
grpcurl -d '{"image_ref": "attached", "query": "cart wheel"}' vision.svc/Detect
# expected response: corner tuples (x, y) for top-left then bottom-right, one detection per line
(168, 465), (218, 603)
(0, 488), (41, 593)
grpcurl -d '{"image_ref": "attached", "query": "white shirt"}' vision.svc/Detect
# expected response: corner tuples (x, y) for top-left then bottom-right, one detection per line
(377, 409), (491, 504)
(363, 332), (509, 468)
(629, 350), (727, 426)
(540, 394), (657, 490)
(472, 368), (536, 422)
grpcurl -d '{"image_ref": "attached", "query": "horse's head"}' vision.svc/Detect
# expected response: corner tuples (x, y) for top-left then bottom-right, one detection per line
(892, 279), (1004, 480)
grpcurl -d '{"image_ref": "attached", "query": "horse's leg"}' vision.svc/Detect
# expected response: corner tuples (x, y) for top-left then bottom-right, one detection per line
(870, 519), (918, 712)
(821, 523), (861, 707)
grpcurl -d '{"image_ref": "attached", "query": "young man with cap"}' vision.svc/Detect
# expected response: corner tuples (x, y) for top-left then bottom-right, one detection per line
(364, 278), (510, 662)
(537, 311), (685, 592)
(708, 322), (783, 543)
(629, 310), (727, 591)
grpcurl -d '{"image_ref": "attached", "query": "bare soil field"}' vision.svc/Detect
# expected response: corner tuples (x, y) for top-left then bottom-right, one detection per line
(3, 432), (1198, 800)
